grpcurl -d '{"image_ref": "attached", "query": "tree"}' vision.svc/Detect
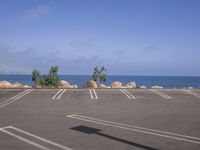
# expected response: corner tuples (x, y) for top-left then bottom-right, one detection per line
(38, 66), (59, 87)
(92, 66), (107, 84)
(48, 66), (59, 87)
(49, 66), (58, 78)
(32, 69), (40, 87)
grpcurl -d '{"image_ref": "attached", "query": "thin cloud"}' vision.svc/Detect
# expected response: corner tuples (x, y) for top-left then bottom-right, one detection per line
(0, 43), (103, 74)
(115, 48), (129, 55)
(143, 46), (157, 52)
(69, 39), (95, 48)
(27, 5), (51, 17)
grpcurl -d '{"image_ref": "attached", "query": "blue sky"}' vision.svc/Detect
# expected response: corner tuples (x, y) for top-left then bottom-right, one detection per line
(0, 0), (199, 76)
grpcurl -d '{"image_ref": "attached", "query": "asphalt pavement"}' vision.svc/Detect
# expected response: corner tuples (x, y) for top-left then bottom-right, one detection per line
(0, 88), (200, 150)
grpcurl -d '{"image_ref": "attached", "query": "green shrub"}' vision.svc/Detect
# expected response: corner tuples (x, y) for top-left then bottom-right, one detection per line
(32, 66), (59, 88)
(32, 69), (40, 87)
(92, 66), (107, 84)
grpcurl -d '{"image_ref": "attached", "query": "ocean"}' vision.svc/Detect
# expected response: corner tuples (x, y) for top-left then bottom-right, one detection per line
(0, 74), (200, 88)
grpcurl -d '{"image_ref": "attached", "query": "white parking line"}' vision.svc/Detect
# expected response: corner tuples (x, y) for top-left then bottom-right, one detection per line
(0, 89), (34, 108)
(150, 89), (172, 99)
(89, 89), (98, 99)
(120, 89), (136, 99)
(0, 90), (29, 105)
(66, 114), (200, 145)
(123, 89), (136, 99)
(89, 89), (94, 99)
(93, 89), (98, 99)
(52, 89), (63, 99)
(0, 126), (10, 130)
(0, 129), (51, 150)
(9, 90), (31, 100)
(14, 90), (33, 100)
(52, 89), (66, 100)
(184, 90), (200, 98)
(0, 126), (73, 150)
(68, 114), (200, 141)
(56, 89), (66, 100)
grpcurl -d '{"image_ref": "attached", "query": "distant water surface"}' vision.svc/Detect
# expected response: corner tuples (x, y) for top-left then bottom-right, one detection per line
(0, 74), (200, 88)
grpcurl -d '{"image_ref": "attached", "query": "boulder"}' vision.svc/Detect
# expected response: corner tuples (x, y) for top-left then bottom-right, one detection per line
(11, 82), (23, 88)
(85, 80), (98, 88)
(126, 82), (136, 88)
(121, 86), (127, 88)
(139, 85), (146, 89)
(35, 85), (42, 88)
(23, 85), (32, 88)
(68, 84), (78, 88)
(111, 81), (122, 88)
(98, 84), (109, 88)
(188, 87), (193, 90)
(151, 86), (164, 89)
(68, 85), (73, 88)
(0, 81), (12, 88)
(58, 80), (70, 88)
(72, 84), (78, 88)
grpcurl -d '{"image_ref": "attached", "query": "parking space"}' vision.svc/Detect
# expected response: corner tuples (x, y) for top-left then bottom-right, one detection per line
(192, 89), (200, 94)
(182, 90), (200, 99)
(58, 89), (93, 102)
(30, 89), (59, 100)
(0, 89), (200, 150)
(66, 114), (200, 149)
(0, 89), (34, 109)
(124, 89), (171, 104)
(0, 129), (40, 150)
(0, 89), (25, 103)
(150, 89), (172, 99)
(94, 89), (134, 102)
(158, 89), (200, 103)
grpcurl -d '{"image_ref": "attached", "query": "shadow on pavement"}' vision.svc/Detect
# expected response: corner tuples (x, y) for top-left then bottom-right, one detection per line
(70, 125), (159, 150)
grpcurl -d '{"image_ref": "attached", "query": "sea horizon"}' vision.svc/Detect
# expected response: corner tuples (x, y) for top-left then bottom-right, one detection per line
(1, 74), (200, 88)
(0, 73), (200, 77)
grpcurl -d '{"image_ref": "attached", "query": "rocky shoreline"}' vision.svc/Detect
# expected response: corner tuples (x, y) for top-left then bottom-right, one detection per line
(0, 80), (196, 89)
(0, 81), (31, 88)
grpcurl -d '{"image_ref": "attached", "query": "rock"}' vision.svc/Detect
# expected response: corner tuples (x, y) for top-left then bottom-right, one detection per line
(111, 81), (122, 88)
(58, 80), (70, 88)
(139, 85), (146, 89)
(188, 87), (193, 90)
(0, 81), (12, 88)
(23, 85), (32, 88)
(151, 86), (164, 89)
(73, 84), (78, 88)
(68, 85), (73, 88)
(11, 82), (23, 88)
(68, 84), (78, 88)
(126, 82), (136, 88)
(98, 84), (110, 88)
(85, 80), (98, 88)
(98, 84), (106, 88)
(121, 86), (126, 88)
(35, 85), (42, 88)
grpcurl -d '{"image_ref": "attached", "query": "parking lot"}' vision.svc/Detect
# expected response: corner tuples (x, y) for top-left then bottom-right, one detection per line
(0, 88), (200, 150)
